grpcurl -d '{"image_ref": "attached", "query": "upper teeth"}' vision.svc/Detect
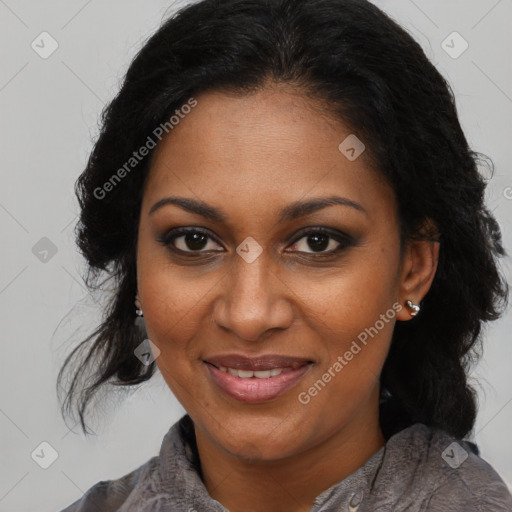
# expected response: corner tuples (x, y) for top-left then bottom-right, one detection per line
(218, 366), (288, 379)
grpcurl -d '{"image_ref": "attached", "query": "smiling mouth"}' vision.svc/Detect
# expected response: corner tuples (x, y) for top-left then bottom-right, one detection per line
(203, 355), (313, 403)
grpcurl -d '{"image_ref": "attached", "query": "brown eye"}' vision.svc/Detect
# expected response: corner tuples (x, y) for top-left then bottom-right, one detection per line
(158, 228), (224, 254)
(287, 228), (354, 255)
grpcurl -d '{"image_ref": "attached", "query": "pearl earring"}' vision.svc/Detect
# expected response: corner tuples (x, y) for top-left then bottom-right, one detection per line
(135, 296), (143, 317)
(405, 299), (420, 317)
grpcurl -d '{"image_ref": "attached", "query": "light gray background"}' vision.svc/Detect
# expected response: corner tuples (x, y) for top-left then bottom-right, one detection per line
(0, 1), (511, 511)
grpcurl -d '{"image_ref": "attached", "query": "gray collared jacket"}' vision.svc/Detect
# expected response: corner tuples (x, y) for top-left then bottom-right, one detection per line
(60, 414), (512, 511)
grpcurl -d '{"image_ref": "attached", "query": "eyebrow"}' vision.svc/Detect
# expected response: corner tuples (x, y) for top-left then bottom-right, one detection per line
(148, 195), (367, 222)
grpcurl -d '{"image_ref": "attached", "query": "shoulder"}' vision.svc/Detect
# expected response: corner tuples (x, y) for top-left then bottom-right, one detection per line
(371, 423), (512, 511)
(422, 425), (512, 512)
(59, 455), (160, 512)
(58, 415), (197, 512)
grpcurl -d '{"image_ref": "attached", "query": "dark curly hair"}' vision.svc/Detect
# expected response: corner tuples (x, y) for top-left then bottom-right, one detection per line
(57, 0), (508, 440)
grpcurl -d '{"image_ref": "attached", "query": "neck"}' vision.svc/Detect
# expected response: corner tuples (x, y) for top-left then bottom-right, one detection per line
(194, 389), (386, 512)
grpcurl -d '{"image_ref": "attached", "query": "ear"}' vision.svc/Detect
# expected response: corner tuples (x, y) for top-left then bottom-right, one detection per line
(396, 220), (440, 321)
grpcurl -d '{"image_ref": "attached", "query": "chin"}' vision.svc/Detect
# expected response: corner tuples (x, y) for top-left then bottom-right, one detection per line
(206, 414), (307, 462)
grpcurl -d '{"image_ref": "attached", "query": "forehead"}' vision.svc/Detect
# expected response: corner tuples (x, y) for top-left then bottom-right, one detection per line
(142, 87), (395, 223)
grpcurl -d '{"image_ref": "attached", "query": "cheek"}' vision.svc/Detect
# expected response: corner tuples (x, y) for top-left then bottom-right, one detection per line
(136, 240), (203, 393)
(288, 242), (401, 403)
(136, 226), (217, 345)
(292, 294), (398, 445)
(137, 266), (214, 408)
(287, 238), (401, 342)
(139, 276), (217, 398)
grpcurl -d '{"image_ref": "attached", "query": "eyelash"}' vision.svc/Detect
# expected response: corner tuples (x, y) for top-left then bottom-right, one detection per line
(157, 226), (355, 259)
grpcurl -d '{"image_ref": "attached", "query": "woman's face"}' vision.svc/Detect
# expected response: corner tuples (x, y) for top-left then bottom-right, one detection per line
(137, 85), (409, 460)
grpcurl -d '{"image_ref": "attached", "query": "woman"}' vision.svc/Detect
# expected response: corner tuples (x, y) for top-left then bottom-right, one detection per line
(58, 0), (512, 510)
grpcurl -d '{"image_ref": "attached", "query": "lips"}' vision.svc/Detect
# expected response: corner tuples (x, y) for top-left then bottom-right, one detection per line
(203, 354), (313, 403)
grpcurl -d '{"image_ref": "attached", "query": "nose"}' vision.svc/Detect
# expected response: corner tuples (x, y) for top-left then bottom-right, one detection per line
(212, 248), (294, 342)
